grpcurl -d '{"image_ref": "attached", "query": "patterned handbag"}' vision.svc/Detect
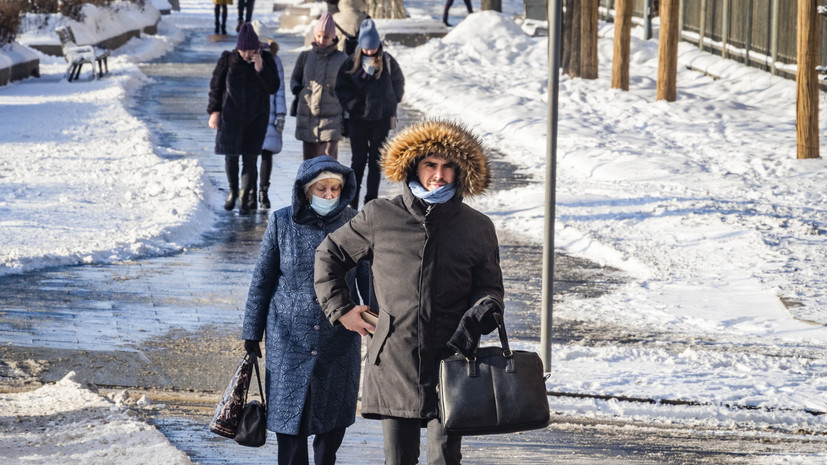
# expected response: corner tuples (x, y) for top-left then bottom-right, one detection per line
(209, 353), (254, 438)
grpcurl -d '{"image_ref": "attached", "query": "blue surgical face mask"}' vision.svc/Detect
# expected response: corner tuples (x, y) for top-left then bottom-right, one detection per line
(310, 195), (340, 216)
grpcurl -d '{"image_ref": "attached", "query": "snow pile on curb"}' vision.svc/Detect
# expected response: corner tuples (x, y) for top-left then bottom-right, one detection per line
(0, 372), (192, 464)
(0, 19), (215, 277)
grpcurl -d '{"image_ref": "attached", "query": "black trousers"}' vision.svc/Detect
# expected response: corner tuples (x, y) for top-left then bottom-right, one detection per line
(224, 154), (258, 192)
(381, 417), (462, 465)
(348, 118), (390, 208)
(276, 427), (346, 465)
(238, 0), (255, 22)
(260, 149), (273, 189)
(214, 5), (227, 28)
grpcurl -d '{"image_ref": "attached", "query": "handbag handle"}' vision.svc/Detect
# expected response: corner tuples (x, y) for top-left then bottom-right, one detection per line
(464, 313), (516, 376)
(243, 354), (266, 406)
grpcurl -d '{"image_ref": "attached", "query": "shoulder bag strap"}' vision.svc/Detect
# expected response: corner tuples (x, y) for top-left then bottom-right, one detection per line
(333, 21), (356, 39)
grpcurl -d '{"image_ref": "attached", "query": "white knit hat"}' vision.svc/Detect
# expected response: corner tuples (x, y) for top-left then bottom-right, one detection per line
(303, 171), (345, 193)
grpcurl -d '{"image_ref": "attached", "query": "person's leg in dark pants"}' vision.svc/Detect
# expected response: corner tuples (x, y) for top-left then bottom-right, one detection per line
(276, 433), (310, 465)
(348, 120), (370, 209)
(236, 0), (246, 31)
(442, 0), (455, 26)
(363, 119), (390, 205)
(224, 154), (239, 210)
(214, 5), (221, 33)
(259, 149), (272, 209)
(244, 0), (255, 22)
(425, 418), (462, 465)
(462, 0), (473, 13)
(239, 153), (258, 213)
(311, 427), (346, 465)
(381, 417), (421, 465)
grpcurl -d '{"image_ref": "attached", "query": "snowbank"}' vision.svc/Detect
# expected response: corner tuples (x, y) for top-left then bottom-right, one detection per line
(0, 372), (192, 464)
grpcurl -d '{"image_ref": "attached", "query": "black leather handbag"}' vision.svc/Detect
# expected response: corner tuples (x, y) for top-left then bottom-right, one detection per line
(234, 355), (267, 447)
(437, 313), (551, 435)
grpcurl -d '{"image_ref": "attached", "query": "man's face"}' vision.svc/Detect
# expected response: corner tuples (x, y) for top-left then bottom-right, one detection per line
(416, 155), (456, 192)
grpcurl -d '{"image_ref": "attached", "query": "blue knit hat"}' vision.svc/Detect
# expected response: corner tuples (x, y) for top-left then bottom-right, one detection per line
(358, 18), (381, 50)
(236, 22), (260, 51)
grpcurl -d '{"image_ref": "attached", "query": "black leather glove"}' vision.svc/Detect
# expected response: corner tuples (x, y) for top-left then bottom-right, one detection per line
(244, 340), (262, 358)
(446, 301), (500, 358)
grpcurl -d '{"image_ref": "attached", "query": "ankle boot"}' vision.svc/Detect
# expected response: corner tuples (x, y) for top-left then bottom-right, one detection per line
(224, 189), (239, 210)
(259, 186), (270, 209)
(239, 188), (253, 214)
(442, 6), (451, 27)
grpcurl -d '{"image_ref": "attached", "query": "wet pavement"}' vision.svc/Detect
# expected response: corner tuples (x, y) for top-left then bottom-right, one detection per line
(2, 20), (819, 465)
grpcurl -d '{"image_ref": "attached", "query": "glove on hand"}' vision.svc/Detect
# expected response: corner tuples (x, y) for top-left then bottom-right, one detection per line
(275, 114), (285, 133)
(446, 301), (500, 358)
(244, 339), (262, 358)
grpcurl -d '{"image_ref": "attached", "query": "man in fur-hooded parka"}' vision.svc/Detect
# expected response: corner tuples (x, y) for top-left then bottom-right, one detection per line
(314, 120), (505, 423)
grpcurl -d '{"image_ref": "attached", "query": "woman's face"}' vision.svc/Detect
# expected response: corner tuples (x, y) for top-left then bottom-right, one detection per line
(416, 155), (456, 191)
(237, 49), (258, 62)
(361, 48), (379, 57)
(306, 178), (342, 201)
(315, 31), (335, 48)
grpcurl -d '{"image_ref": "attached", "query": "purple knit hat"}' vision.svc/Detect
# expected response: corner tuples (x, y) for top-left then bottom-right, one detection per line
(236, 22), (260, 51)
(315, 12), (336, 37)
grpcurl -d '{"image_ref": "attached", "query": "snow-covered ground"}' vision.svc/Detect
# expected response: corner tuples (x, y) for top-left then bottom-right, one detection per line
(2, 0), (827, 461)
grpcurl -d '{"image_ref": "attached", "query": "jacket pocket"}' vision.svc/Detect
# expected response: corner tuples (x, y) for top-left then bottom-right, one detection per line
(366, 309), (392, 366)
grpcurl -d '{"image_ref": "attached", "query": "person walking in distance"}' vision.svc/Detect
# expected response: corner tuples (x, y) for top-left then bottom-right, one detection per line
(208, 22), (278, 214)
(290, 12), (347, 160)
(251, 20), (286, 210)
(213, 0), (231, 34)
(334, 18), (404, 209)
(314, 120), (505, 465)
(236, 0), (255, 32)
(442, 0), (473, 27)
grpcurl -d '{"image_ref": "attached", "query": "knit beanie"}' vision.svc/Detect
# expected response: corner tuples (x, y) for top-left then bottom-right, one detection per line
(358, 18), (381, 50)
(315, 12), (336, 37)
(236, 22), (259, 51)
(303, 171), (345, 193)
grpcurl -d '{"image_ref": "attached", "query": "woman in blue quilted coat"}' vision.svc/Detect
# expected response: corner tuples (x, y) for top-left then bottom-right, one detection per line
(241, 155), (363, 465)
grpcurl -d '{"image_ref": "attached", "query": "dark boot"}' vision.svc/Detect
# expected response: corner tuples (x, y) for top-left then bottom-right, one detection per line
(259, 186), (270, 209)
(224, 189), (239, 210)
(239, 189), (252, 214)
(443, 5), (451, 27)
(246, 186), (258, 211)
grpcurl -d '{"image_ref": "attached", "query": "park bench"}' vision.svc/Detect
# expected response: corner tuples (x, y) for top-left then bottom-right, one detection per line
(55, 26), (110, 82)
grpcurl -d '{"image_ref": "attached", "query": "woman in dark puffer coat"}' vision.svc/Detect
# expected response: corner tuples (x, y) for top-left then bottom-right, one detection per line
(208, 22), (278, 214)
(241, 155), (364, 465)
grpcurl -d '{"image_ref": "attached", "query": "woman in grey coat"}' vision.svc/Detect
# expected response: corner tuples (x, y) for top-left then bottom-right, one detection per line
(291, 12), (347, 160)
(242, 155), (363, 465)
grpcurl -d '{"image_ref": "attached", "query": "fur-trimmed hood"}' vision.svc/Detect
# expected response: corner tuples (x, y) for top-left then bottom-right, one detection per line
(380, 120), (491, 197)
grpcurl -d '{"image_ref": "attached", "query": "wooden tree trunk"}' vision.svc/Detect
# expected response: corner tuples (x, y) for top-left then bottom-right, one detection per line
(796, 0), (820, 159)
(612, 0), (632, 90)
(563, 0), (580, 78)
(656, 0), (679, 101)
(367, 0), (407, 19)
(580, 0), (599, 79)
